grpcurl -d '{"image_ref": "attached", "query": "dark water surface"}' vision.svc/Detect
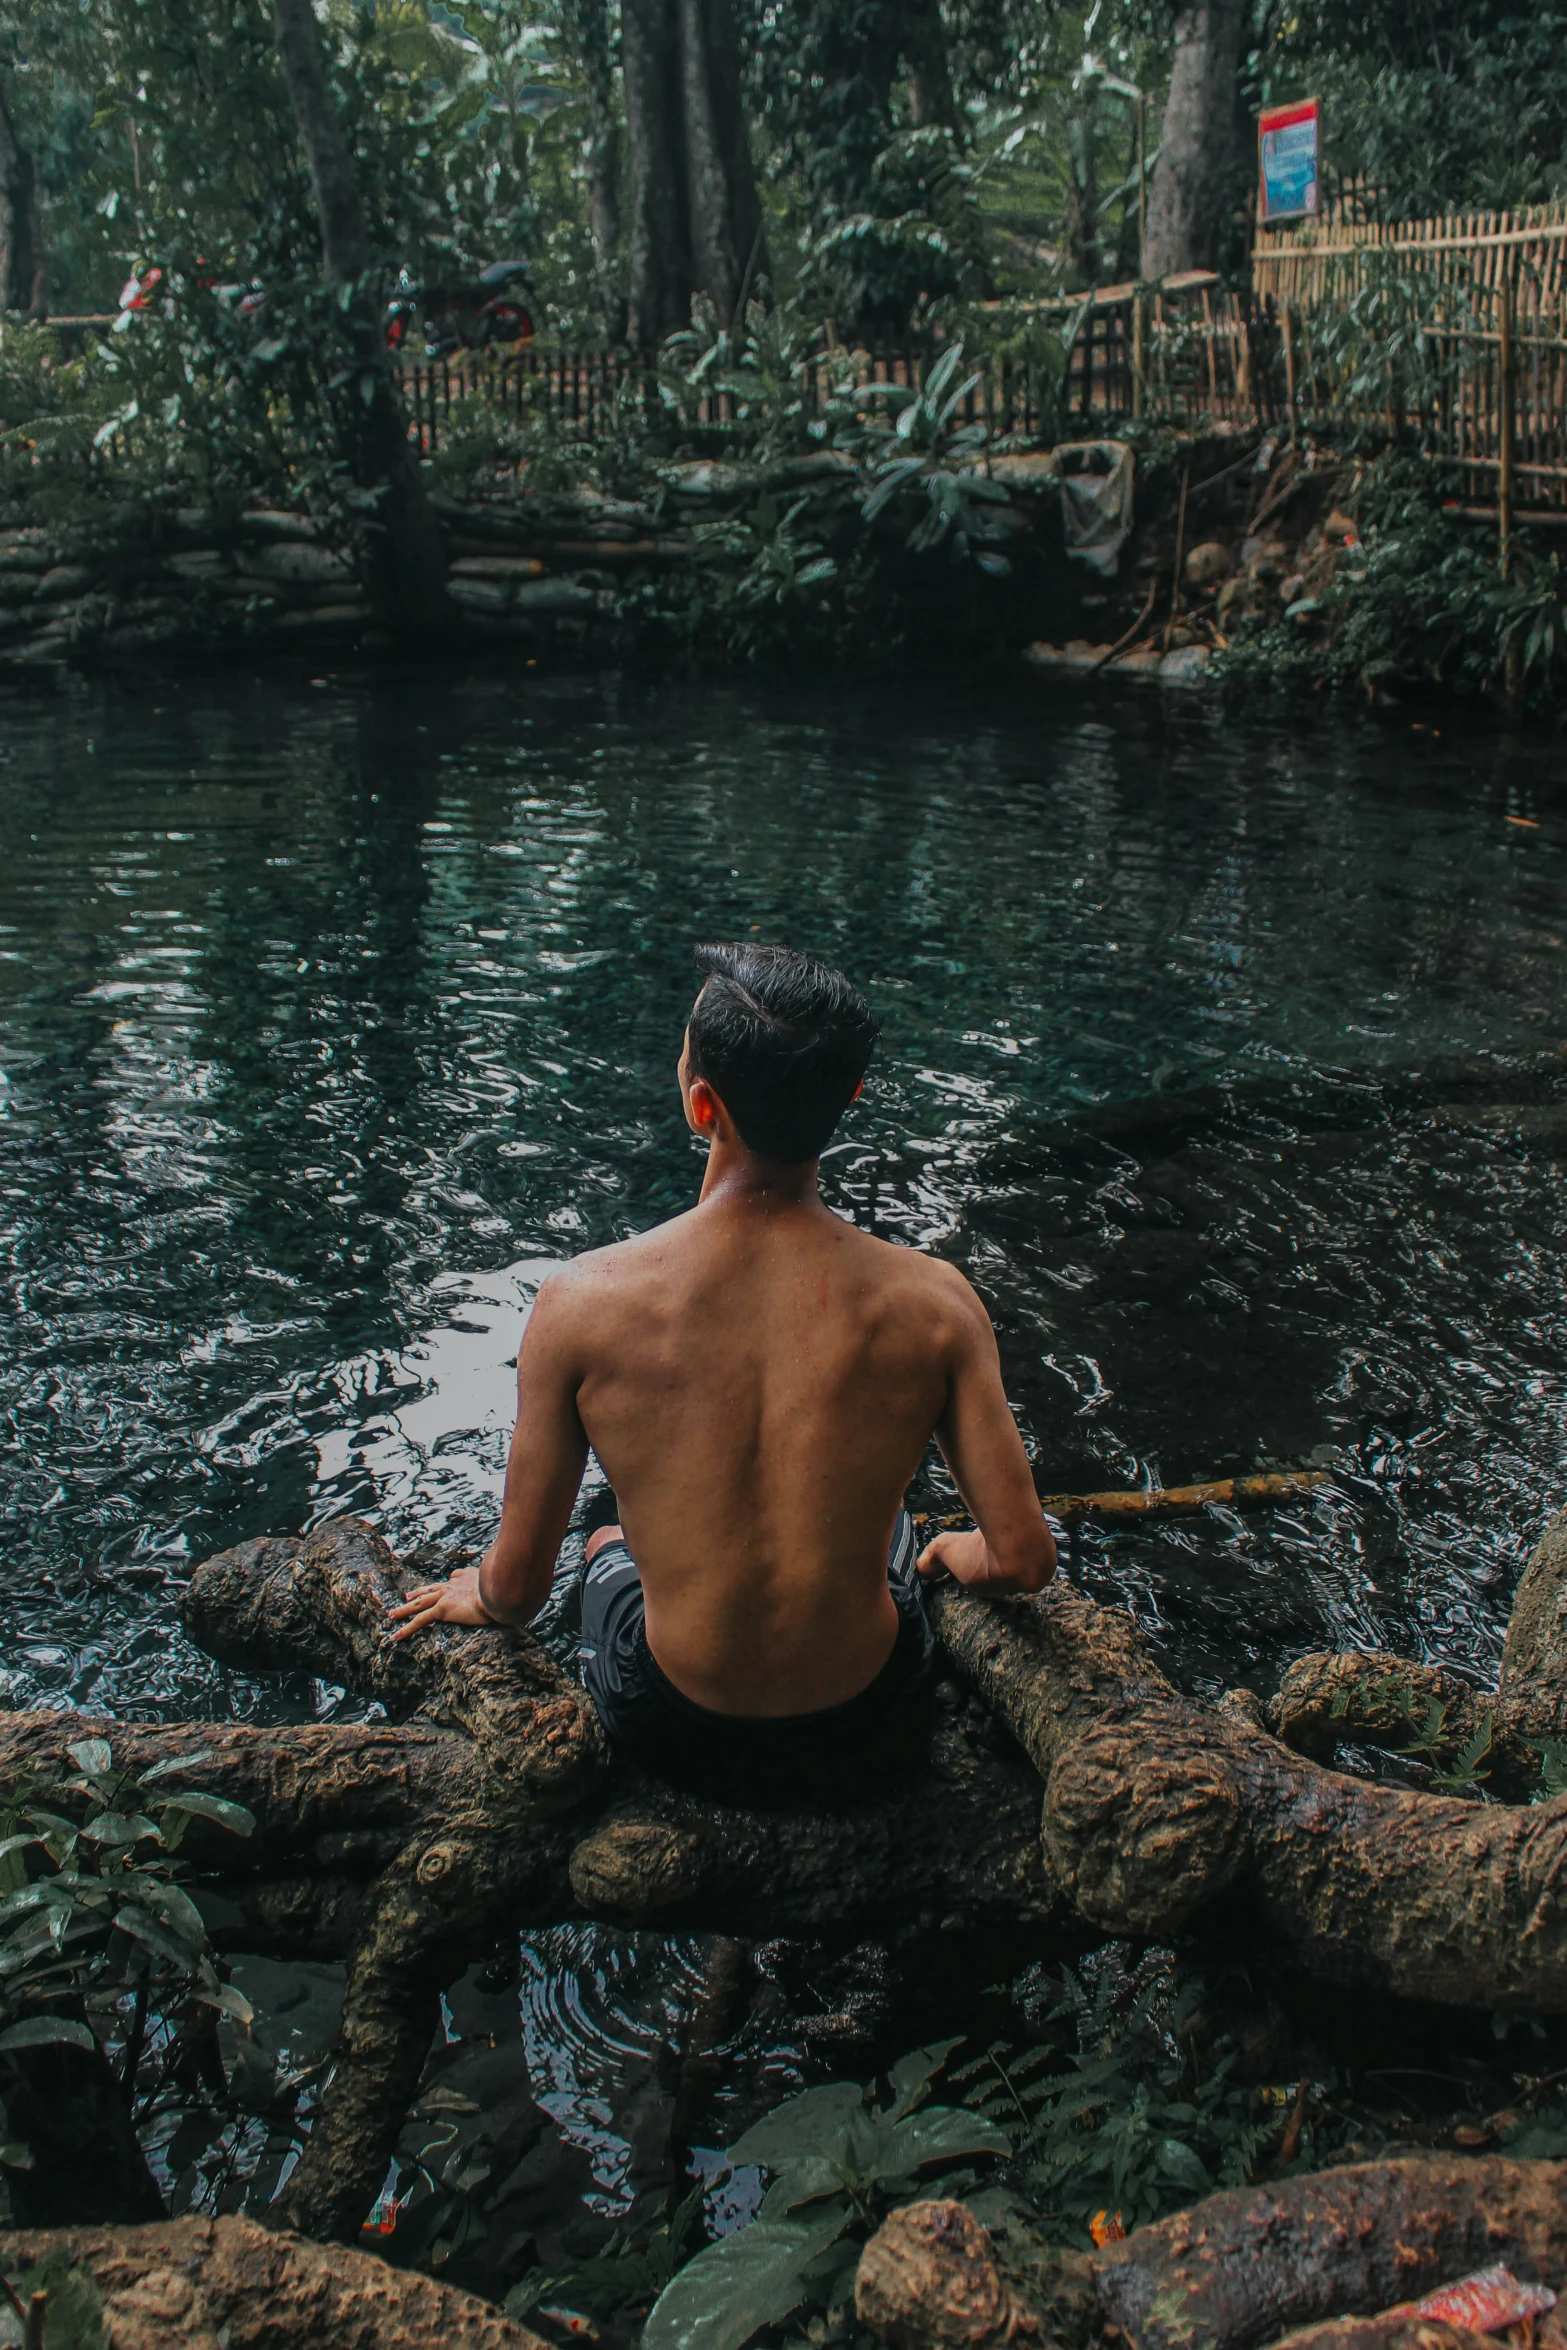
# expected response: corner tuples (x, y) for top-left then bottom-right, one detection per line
(4, 664), (1567, 2221)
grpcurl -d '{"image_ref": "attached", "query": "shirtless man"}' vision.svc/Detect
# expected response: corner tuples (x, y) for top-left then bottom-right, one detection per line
(388, 942), (1054, 1767)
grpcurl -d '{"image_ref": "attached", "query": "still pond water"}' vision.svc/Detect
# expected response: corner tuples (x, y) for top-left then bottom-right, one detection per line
(2, 664), (1567, 2233)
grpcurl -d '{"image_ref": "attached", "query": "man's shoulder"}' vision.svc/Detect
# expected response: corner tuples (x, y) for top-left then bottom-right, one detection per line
(533, 1212), (699, 1308)
(848, 1225), (986, 1323)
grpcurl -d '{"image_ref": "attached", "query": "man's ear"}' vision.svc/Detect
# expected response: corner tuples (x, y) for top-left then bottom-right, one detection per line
(852, 1080), (864, 1100)
(689, 1077), (719, 1130)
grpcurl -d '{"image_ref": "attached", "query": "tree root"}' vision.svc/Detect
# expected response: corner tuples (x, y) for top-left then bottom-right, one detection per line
(1, 1503), (1563, 2245)
(1268, 1513), (1567, 1795)
(927, 1569), (1567, 2009)
(856, 2201), (1043, 2350)
(0, 2214), (546, 2350)
(1091, 2158), (1567, 2350)
(858, 2163), (1567, 2350)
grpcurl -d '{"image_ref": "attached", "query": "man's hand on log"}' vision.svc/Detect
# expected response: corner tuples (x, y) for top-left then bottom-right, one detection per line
(386, 1562), (498, 1640)
(917, 1524), (1056, 1593)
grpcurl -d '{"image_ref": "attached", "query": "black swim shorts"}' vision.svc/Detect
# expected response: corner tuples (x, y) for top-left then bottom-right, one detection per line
(578, 1509), (934, 1781)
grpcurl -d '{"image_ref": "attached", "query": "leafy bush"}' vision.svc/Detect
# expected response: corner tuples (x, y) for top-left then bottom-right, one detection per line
(1213, 457), (1567, 707)
(0, 1733), (254, 2194)
(500, 1955), (1391, 2350)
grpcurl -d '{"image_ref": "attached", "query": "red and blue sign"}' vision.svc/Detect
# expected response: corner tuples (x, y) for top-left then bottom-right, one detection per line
(1259, 98), (1321, 223)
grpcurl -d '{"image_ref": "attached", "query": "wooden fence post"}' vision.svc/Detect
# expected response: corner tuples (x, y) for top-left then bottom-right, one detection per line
(1499, 273), (1516, 577)
(1132, 290), (1146, 420)
(1282, 301), (1296, 440)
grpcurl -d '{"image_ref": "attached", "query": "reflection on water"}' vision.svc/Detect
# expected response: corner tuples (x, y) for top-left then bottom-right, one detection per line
(3, 664), (1567, 2210)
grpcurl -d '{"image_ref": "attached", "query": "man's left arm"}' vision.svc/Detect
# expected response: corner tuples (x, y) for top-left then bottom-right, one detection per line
(388, 1279), (589, 1639)
(917, 1272), (1056, 1594)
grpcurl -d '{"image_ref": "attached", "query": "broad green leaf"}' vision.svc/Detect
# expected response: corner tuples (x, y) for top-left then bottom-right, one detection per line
(0, 2141), (33, 2168)
(759, 2157), (847, 2215)
(0, 2017), (96, 2052)
(143, 1881), (208, 1943)
(65, 1741), (112, 1778)
(191, 1982), (255, 2024)
(114, 1905), (204, 1971)
(879, 2104), (1011, 2175)
(157, 1793), (255, 1837)
(1156, 2137), (1213, 2193)
(80, 1813), (155, 1847)
(885, 2039), (961, 2123)
(641, 2203), (852, 2350)
(0, 1884), (70, 1923)
(726, 2081), (863, 2169)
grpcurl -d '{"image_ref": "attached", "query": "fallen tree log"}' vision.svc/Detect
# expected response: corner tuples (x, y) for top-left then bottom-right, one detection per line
(0, 2214), (547, 2350)
(926, 1566), (1567, 2010)
(1, 1505), (1563, 2246)
(1268, 1512), (1567, 1796)
(858, 2163), (1567, 2350)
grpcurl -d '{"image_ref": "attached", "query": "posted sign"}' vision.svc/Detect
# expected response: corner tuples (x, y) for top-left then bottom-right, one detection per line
(1258, 97), (1320, 222)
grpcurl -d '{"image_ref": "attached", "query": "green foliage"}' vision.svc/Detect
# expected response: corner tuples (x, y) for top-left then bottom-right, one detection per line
(1214, 456), (1567, 708)
(845, 342), (1018, 571)
(0, 1734), (253, 2176)
(636, 2043), (1009, 2350)
(505, 2180), (709, 2327)
(954, 1966), (1289, 2244)
(1531, 1741), (1567, 1804)
(1271, 17), (1567, 221)
(6, 2248), (109, 2350)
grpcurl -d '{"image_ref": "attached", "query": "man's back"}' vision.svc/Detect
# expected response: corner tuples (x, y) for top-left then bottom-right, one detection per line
(546, 1190), (970, 1714)
(388, 939), (1054, 1747)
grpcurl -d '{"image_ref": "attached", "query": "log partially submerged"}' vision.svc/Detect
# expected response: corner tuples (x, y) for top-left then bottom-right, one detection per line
(858, 2163), (1567, 2350)
(1270, 1512), (1567, 1794)
(0, 2214), (547, 2350)
(0, 1506), (1564, 2246)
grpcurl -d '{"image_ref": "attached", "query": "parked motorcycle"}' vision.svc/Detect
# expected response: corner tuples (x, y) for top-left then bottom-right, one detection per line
(383, 259), (536, 357)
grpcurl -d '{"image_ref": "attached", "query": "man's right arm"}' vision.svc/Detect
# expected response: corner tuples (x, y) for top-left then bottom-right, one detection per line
(917, 1270), (1056, 1594)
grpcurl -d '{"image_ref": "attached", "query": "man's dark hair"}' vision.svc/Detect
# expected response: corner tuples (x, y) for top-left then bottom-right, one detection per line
(687, 943), (880, 1163)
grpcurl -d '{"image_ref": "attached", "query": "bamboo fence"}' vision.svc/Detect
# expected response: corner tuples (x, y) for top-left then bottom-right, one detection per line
(399, 200), (1567, 524)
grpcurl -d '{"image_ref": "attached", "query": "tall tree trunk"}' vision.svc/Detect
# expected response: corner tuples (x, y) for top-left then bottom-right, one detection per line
(0, 78), (45, 318)
(563, 0), (626, 340)
(904, 0), (959, 135)
(678, 0), (767, 322)
(622, 0), (692, 347)
(270, 0), (450, 638)
(1142, 0), (1245, 277)
(622, 0), (766, 347)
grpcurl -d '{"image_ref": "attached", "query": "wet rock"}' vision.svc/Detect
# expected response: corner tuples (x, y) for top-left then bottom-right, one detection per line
(991, 452), (1060, 486)
(448, 576), (514, 614)
(240, 509), (323, 541)
(1243, 539), (1290, 582)
(1281, 572), (1306, 604)
(1185, 541), (1233, 589)
(168, 551), (229, 582)
(1216, 576), (1261, 627)
(512, 579), (602, 615)
(1157, 645), (1210, 686)
(36, 564), (95, 600)
(246, 542), (355, 587)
